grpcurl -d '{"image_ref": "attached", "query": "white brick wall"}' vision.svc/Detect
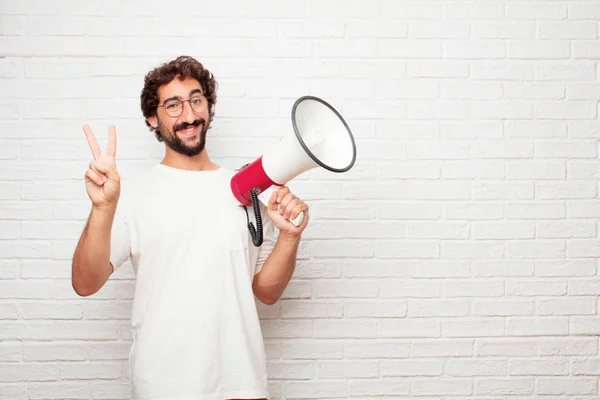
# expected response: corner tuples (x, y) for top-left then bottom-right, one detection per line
(1, 0), (599, 399)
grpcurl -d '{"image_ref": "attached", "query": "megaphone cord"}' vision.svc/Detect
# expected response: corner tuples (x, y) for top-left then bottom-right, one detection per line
(243, 188), (263, 247)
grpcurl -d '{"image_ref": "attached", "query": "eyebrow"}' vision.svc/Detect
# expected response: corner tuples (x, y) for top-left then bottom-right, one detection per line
(162, 88), (204, 104)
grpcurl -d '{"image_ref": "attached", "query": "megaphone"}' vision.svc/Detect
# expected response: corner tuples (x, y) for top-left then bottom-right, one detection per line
(230, 95), (357, 246)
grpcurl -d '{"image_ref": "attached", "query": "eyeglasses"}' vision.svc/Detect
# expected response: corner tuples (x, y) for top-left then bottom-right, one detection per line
(158, 95), (208, 118)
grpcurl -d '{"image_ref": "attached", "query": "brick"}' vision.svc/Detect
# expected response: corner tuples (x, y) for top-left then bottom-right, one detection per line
(376, 240), (439, 259)
(537, 61), (596, 80)
(0, 342), (21, 362)
(378, 202), (441, 220)
(280, 300), (342, 319)
(507, 280), (567, 296)
(474, 22), (535, 39)
(473, 300), (534, 316)
(475, 339), (538, 357)
(408, 101), (470, 120)
(315, 320), (377, 338)
(536, 101), (597, 120)
(314, 280), (378, 298)
(348, 379), (410, 396)
(407, 261), (470, 278)
(441, 121), (503, 139)
(381, 1), (441, 19)
(378, 319), (440, 338)
(380, 280), (440, 298)
(267, 361), (314, 380)
(20, 301), (83, 319)
(444, 280), (504, 297)
(441, 242), (504, 260)
(536, 221), (597, 239)
(505, 121), (567, 138)
(284, 381), (347, 398)
(537, 297), (596, 316)
(504, 83), (565, 99)
(539, 22), (598, 39)
(445, 40), (506, 59)
(411, 340), (472, 357)
(58, 362), (121, 380)
(571, 317), (600, 335)
(444, 3), (504, 19)
(508, 359), (568, 376)
(27, 383), (91, 400)
(573, 358), (600, 375)
(471, 140), (533, 158)
(443, 318), (506, 338)
(471, 61), (534, 80)
(472, 222), (535, 240)
(343, 260), (406, 278)
(473, 260), (534, 277)
(475, 378), (534, 395)
(537, 260), (596, 277)
(282, 339), (343, 360)
(0, 280), (54, 299)
(539, 338), (598, 356)
(0, 364), (58, 382)
(381, 360), (442, 376)
(261, 321), (313, 339)
(408, 60), (468, 77)
(91, 382), (130, 400)
(473, 181), (535, 199)
(316, 361), (378, 379)
(568, 279), (600, 295)
(507, 4), (567, 19)
(411, 378), (472, 395)
(505, 240), (566, 259)
(446, 160), (507, 179)
(291, 261), (342, 279)
(537, 378), (598, 395)
(506, 317), (569, 336)
(344, 340), (409, 359)
(447, 359), (506, 376)
(408, 299), (469, 317)
(344, 300), (407, 318)
(507, 40), (570, 59)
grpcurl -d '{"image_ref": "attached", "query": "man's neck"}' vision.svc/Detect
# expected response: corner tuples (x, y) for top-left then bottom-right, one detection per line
(161, 149), (219, 171)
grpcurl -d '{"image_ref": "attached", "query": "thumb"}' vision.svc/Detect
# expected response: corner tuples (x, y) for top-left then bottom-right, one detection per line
(267, 189), (279, 210)
(94, 160), (120, 183)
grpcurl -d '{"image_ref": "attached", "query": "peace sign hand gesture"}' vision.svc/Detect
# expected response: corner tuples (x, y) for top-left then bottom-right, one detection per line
(83, 124), (121, 209)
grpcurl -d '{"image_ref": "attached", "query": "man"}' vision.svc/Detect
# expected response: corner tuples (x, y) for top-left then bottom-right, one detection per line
(71, 55), (309, 400)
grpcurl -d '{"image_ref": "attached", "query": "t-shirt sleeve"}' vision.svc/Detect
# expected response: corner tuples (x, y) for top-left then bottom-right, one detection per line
(109, 204), (131, 272)
(253, 206), (278, 276)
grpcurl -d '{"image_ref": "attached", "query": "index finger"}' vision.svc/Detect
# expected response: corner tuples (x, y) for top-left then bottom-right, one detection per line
(83, 125), (102, 160)
(105, 124), (117, 158)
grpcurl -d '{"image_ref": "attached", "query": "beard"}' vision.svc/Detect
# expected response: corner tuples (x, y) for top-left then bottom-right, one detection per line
(158, 117), (209, 157)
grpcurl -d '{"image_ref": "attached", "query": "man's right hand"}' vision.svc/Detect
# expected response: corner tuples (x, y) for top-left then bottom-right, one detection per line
(84, 124), (120, 209)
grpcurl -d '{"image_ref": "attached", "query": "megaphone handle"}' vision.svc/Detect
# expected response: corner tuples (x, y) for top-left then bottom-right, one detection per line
(290, 211), (304, 227)
(258, 186), (304, 227)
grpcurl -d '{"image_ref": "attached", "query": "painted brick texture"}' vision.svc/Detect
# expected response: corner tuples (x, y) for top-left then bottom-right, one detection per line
(0, 1), (599, 399)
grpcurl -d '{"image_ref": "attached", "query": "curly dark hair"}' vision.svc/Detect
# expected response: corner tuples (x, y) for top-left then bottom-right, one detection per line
(140, 55), (218, 141)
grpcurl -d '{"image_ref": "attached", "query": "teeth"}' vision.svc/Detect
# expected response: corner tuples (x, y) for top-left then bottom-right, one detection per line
(178, 126), (196, 135)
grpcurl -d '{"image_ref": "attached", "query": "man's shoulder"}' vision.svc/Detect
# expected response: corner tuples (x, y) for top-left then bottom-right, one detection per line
(116, 164), (161, 208)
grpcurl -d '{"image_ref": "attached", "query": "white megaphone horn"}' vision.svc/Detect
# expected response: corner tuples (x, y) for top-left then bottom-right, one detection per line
(230, 95), (357, 246)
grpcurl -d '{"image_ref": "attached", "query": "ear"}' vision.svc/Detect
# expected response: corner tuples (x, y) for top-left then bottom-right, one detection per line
(147, 115), (158, 129)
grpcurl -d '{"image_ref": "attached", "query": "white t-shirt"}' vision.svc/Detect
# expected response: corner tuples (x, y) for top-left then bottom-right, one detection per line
(109, 163), (278, 400)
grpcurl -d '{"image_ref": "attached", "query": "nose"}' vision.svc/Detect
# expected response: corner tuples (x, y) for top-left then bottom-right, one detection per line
(180, 100), (196, 123)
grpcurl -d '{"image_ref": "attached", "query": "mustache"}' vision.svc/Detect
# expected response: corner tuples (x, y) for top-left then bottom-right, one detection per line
(174, 119), (205, 132)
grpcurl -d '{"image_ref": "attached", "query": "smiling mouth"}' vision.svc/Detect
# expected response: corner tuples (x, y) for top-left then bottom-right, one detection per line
(177, 125), (198, 138)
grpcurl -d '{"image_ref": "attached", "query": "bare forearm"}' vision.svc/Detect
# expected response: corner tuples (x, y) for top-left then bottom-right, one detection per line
(72, 205), (116, 296)
(252, 234), (300, 305)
